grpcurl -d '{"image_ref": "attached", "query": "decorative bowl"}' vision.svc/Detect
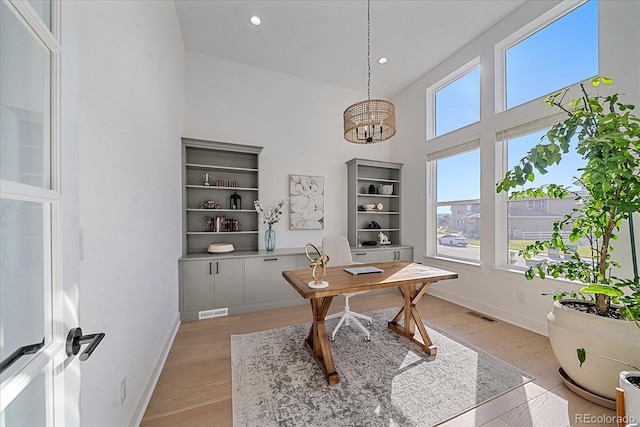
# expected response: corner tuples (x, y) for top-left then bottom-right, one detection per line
(362, 204), (375, 210)
(207, 243), (235, 253)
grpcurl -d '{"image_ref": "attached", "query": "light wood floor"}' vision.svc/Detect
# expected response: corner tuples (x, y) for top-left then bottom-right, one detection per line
(141, 292), (617, 427)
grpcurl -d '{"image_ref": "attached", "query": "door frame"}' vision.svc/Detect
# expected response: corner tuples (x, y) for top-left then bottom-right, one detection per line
(0, 0), (71, 425)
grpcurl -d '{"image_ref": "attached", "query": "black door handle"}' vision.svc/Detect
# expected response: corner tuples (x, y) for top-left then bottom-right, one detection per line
(0, 338), (45, 374)
(66, 328), (105, 361)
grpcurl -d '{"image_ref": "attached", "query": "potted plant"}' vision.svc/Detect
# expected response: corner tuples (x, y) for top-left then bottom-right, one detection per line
(496, 76), (640, 403)
(620, 370), (640, 423)
(577, 348), (639, 422)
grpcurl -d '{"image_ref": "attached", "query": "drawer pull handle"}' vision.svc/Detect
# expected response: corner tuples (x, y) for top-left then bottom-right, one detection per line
(354, 253), (367, 256)
(264, 258), (278, 261)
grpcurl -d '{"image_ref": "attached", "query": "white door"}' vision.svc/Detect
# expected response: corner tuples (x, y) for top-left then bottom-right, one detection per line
(1, 1), (84, 425)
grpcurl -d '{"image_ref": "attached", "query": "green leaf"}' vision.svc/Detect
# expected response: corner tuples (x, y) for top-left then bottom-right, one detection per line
(577, 348), (586, 368)
(580, 284), (624, 297)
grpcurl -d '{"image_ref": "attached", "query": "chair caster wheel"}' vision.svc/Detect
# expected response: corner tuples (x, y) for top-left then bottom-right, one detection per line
(367, 321), (373, 326)
(365, 336), (371, 342)
(329, 337), (335, 342)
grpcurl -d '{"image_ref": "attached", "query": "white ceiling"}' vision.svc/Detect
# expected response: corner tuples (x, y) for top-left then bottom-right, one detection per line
(175, 0), (527, 98)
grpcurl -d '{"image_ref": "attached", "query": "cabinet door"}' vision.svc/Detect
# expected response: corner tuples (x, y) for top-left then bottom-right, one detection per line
(213, 258), (244, 308)
(181, 260), (215, 312)
(351, 250), (379, 263)
(378, 248), (414, 262)
(244, 256), (297, 304)
(396, 248), (413, 262)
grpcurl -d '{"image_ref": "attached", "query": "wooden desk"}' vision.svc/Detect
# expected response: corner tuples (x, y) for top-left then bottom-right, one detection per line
(282, 261), (458, 385)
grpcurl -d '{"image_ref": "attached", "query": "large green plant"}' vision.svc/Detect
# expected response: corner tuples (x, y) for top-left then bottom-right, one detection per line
(496, 76), (640, 324)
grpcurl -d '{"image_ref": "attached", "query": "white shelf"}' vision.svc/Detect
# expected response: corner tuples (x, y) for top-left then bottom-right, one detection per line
(356, 193), (399, 198)
(347, 158), (403, 247)
(186, 231), (258, 235)
(185, 163), (258, 173)
(358, 211), (400, 215)
(187, 209), (257, 213)
(186, 185), (258, 191)
(357, 177), (400, 183)
(182, 138), (262, 254)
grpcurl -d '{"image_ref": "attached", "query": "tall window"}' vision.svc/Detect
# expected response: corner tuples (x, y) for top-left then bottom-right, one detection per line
(434, 148), (480, 262)
(505, 130), (586, 267)
(502, 0), (598, 109)
(430, 62), (480, 138)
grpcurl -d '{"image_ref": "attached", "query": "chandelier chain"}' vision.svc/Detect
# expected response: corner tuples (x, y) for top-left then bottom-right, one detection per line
(367, 0), (371, 102)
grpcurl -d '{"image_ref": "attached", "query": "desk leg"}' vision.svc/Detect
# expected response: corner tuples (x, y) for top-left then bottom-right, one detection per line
(388, 282), (437, 356)
(304, 296), (339, 385)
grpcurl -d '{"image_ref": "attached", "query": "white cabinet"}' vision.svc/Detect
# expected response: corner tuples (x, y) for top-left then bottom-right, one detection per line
(351, 247), (413, 263)
(181, 260), (215, 313)
(214, 259), (245, 308)
(346, 158), (403, 247)
(378, 248), (413, 262)
(351, 249), (380, 263)
(182, 138), (263, 254)
(180, 258), (244, 316)
(244, 255), (298, 304)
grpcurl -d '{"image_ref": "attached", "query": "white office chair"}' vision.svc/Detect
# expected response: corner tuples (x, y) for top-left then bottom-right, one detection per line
(322, 236), (372, 341)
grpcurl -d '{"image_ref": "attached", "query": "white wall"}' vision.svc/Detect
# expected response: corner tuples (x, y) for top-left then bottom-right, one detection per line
(393, 0), (640, 335)
(63, 1), (185, 425)
(184, 52), (395, 248)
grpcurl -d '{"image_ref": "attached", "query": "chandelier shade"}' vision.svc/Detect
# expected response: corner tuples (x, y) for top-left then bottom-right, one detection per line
(343, 0), (396, 144)
(343, 99), (396, 144)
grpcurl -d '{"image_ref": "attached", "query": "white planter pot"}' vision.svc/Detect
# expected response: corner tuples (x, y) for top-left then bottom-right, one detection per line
(547, 300), (640, 401)
(620, 371), (640, 424)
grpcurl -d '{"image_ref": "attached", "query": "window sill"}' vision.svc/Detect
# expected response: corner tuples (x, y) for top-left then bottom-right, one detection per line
(422, 255), (481, 272)
(490, 265), (583, 291)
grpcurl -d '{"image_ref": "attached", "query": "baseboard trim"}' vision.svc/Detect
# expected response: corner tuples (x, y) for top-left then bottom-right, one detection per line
(426, 288), (548, 336)
(129, 315), (181, 427)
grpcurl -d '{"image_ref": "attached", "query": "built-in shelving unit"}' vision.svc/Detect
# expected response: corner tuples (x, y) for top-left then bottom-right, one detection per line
(346, 158), (403, 247)
(182, 138), (263, 255)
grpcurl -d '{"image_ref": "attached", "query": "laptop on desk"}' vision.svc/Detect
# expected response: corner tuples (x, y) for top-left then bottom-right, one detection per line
(343, 266), (384, 275)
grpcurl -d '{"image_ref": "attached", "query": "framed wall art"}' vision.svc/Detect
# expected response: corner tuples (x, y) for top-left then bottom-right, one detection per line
(289, 175), (324, 230)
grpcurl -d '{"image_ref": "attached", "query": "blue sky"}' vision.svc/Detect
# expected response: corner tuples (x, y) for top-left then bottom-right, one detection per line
(435, 0), (597, 209)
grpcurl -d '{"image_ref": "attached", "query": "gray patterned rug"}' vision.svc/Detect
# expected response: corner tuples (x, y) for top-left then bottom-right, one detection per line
(231, 308), (533, 426)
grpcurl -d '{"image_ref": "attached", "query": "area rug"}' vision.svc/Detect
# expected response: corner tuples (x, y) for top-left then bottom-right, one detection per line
(231, 308), (533, 426)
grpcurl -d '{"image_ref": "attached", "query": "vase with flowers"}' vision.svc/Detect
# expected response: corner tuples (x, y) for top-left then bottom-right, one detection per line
(254, 199), (287, 252)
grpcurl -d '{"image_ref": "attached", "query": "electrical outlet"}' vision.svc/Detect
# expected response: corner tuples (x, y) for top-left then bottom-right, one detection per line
(120, 377), (127, 404)
(517, 290), (526, 304)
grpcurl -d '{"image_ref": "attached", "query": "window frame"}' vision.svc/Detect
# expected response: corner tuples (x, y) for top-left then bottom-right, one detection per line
(494, 0), (593, 113)
(426, 57), (480, 141)
(426, 140), (481, 264)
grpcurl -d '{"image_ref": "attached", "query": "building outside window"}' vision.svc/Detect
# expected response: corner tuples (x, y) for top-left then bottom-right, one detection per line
(433, 148), (480, 262)
(505, 129), (587, 267)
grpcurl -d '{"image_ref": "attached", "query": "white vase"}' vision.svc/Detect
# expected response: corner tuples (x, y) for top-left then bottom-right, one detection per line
(620, 371), (640, 424)
(547, 300), (640, 400)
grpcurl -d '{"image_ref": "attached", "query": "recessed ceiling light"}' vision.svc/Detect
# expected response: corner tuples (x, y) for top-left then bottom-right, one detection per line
(250, 15), (261, 26)
(378, 57), (388, 65)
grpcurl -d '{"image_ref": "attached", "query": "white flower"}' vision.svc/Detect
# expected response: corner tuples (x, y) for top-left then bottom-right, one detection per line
(254, 199), (287, 226)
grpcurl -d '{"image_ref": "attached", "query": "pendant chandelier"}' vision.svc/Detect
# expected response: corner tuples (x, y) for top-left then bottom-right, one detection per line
(343, 0), (396, 144)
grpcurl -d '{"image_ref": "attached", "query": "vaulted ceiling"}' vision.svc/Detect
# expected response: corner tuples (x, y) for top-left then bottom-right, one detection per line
(175, 0), (527, 98)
